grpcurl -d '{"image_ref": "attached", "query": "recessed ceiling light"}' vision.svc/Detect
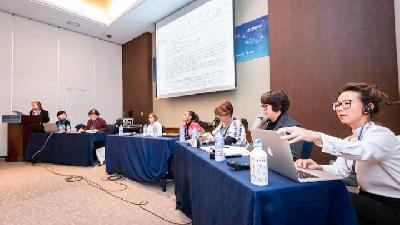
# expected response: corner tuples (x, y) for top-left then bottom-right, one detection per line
(67, 21), (80, 27)
(32, 0), (143, 26)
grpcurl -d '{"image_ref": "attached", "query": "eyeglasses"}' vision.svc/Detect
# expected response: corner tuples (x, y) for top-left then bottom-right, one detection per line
(332, 100), (360, 111)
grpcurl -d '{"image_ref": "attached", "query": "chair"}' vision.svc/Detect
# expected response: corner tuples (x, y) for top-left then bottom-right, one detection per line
(301, 141), (313, 159)
(107, 124), (116, 135)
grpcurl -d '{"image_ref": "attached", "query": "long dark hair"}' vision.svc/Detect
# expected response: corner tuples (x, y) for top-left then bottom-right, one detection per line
(187, 111), (199, 123)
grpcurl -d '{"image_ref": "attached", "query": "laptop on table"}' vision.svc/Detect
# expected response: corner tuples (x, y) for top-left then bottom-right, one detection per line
(250, 129), (341, 183)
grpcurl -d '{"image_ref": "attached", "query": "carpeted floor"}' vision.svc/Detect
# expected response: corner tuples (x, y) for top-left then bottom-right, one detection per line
(0, 161), (191, 225)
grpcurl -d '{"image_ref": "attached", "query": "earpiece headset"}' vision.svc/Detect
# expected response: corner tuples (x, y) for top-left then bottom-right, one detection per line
(362, 104), (373, 115)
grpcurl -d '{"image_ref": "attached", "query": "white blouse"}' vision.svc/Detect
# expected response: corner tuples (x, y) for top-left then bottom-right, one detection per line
(146, 121), (163, 137)
(320, 122), (400, 198)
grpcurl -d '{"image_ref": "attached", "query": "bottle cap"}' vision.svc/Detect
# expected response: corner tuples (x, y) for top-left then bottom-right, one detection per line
(254, 138), (262, 148)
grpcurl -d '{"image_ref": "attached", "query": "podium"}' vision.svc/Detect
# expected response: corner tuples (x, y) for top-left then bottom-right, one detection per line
(2, 115), (41, 162)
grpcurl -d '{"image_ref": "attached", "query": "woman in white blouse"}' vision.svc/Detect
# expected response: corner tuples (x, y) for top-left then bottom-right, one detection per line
(146, 113), (163, 137)
(277, 82), (399, 225)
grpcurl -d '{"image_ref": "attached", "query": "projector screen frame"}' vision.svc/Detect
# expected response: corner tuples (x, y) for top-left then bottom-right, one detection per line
(155, 0), (237, 99)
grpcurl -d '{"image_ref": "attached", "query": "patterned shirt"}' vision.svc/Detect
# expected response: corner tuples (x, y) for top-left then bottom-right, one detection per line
(213, 118), (248, 147)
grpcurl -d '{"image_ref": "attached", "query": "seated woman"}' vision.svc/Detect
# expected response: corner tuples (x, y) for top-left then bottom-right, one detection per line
(86, 109), (107, 133)
(181, 111), (203, 140)
(146, 113), (163, 136)
(253, 90), (304, 160)
(30, 101), (50, 123)
(211, 100), (248, 147)
(278, 82), (400, 224)
(86, 109), (107, 165)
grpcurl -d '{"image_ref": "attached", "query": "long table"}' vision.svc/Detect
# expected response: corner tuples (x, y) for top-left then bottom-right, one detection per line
(173, 142), (358, 225)
(105, 135), (177, 191)
(25, 132), (106, 166)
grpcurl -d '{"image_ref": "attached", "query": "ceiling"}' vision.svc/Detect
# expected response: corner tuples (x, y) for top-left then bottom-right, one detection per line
(0, 0), (194, 45)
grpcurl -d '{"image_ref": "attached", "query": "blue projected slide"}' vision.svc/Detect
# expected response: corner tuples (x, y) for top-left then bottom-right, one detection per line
(235, 15), (269, 63)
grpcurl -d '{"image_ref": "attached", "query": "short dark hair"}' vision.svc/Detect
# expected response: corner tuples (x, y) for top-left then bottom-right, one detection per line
(88, 109), (100, 116)
(260, 90), (290, 113)
(187, 111), (199, 122)
(57, 111), (66, 117)
(214, 100), (233, 117)
(338, 82), (395, 115)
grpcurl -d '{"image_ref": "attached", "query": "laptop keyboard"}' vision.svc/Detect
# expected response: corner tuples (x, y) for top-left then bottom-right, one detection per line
(297, 170), (319, 179)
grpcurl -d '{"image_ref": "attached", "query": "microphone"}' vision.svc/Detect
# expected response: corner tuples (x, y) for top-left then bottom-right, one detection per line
(227, 161), (250, 170)
(211, 116), (220, 129)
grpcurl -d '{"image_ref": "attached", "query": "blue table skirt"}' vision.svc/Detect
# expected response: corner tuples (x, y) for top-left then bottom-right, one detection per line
(25, 133), (106, 166)
(106, 135), (177, 190)
(173, 142), (358, 225)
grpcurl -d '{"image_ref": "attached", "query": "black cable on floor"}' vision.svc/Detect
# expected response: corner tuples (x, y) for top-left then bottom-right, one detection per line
(35, 164), (192, 225)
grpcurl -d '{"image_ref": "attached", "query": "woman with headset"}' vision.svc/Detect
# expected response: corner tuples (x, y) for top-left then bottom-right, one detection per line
(278, 82), (400, 225)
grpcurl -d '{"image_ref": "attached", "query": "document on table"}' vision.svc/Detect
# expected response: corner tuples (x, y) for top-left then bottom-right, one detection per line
(200, 146), (250, 156)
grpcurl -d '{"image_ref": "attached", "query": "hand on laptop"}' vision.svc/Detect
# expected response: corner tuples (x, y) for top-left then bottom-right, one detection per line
(277, 126), (322, 144)
(295, 159), (322, 170)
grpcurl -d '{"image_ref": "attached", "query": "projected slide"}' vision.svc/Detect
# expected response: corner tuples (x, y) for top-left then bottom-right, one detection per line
(156, 0), (235, 98)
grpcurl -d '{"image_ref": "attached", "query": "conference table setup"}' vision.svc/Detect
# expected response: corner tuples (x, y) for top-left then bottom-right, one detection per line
(105, 135), (177, 191)
(173, 142), (358, 225)
(25, 132), (106, 166)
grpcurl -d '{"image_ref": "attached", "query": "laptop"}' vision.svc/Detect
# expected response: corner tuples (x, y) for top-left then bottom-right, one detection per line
(250, 129), (341, 182)
(43, 123), (59, 133)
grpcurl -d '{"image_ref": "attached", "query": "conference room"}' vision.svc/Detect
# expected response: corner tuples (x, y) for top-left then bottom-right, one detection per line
(1, 0), (399, 224)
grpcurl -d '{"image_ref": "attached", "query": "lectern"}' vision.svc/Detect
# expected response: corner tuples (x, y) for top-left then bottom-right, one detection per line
(2, 115), (41, 161)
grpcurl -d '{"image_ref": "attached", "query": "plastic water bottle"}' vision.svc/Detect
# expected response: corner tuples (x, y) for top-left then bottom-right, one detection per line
(179, 126), (185, 142)
(214, 130), (225, 161)
(191, 128), (198, 148)
(250, 138), (268, 186)
(143, 124), (147, 136)
(118, 125), (123, 136)
(153, 125), (158, 137)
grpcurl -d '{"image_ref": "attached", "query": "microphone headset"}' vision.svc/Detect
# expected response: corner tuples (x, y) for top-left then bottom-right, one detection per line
(362, 104), (373, 115)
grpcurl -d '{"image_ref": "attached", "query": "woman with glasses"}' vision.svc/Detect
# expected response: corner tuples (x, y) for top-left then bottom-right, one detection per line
(146, 113), (163, 136)
(253, 90), (304, 160)
(210, 100), (248, 147)
(277, 82), (400, 225)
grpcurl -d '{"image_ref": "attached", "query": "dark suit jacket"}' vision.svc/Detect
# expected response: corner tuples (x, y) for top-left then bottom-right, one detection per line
(259, 112), (304, 160)
(29, 109), (50, 123)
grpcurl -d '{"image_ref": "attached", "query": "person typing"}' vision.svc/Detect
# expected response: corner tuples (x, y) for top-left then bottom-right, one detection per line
(278, 82), (400, 225)
(252, 90), (304, 160)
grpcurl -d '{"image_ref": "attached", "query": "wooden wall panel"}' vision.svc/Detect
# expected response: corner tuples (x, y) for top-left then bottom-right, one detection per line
(269, 0), (400, 163)
(122, 32), (153, 124)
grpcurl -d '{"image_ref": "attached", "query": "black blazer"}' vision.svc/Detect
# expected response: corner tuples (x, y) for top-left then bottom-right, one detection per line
(259, 112), (304, 160)
(30, 110), (50, 123)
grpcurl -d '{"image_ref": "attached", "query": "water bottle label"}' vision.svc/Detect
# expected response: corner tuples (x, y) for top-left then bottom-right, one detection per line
(250, 156), (268, 185)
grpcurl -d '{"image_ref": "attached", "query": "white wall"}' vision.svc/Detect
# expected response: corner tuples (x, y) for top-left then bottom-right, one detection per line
(153, 0), (270, 127)
(0, 12), (122, 156)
